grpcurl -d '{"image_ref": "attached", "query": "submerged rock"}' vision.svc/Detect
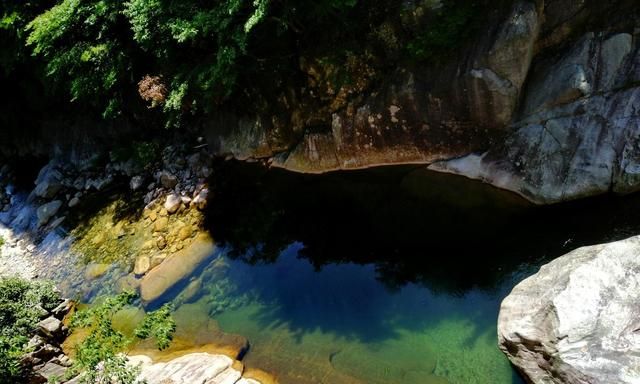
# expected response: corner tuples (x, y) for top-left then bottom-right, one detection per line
(498, 236), (640, 384)
(140, 233), (215, 304)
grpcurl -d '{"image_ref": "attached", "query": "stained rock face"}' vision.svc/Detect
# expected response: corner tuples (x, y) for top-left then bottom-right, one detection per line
(498, 236), (640, 384)
(202, 1), (640, 204)
(206, 0), (541, 174)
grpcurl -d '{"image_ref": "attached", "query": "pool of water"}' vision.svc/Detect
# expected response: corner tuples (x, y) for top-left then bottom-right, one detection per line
(180, 243), (522, 384)
(22, 162), (640, 384)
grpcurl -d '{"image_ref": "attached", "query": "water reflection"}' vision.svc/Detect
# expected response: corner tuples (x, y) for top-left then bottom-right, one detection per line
(204, 161), (640, 294)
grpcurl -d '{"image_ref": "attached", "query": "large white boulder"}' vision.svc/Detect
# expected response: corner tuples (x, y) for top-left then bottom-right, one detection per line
(498, 236), (640, 383)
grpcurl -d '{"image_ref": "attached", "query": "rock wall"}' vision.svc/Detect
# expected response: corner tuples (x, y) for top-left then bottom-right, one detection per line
(204, 0), (640, 204)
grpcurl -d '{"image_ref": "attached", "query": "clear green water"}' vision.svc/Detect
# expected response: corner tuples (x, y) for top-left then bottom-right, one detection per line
(188, 244), (522, 384)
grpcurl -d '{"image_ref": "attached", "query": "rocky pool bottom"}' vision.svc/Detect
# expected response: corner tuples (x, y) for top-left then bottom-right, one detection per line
(5, 161), (640, 383)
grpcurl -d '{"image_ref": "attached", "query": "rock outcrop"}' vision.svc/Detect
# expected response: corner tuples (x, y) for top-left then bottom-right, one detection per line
(202, 0), (640, 204)
(498, 236), (640, 384)
(128, 353), (264, 384)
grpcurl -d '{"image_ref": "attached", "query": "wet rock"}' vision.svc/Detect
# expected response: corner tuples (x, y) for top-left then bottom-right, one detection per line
(48, 216), (65, 229)
(164, 193), (182, 214)
(149, 254), (167, 269)
(37, 200), (62, 227)
(499, 235), (640, 384)
(153, 216), (168, 232)
(140, 233), (215, 304)
(180, 278), (202, 303)
(134, 255), (151, 276)
(37, 317), (62, 339)
(84, 263), (109, 279)
(34, 180), (62, 199)
(34, 162), (63, 199)
(116, 274), (141, 292)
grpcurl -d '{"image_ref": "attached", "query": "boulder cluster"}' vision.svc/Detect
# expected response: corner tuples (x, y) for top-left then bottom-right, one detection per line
(20, 298), (74, 384)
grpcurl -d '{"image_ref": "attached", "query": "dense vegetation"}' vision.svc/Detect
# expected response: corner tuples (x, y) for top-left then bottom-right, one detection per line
(0, 277), (60, 382)
(67, 291), (175, 384)
(0, 277), (175, 384)
(0, 0), (498, 135)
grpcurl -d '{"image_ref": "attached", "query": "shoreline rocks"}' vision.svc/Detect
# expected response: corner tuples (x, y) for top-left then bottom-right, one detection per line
(128, 353), (265, 384)
(498, 236), (640, 384)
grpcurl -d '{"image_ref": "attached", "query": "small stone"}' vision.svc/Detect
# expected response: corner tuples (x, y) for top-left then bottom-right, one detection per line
(160, 172), (178, 189)
(154, 217), (168, 232)
(130, 175), (145, 191)
(37, 317), (62, 338)
(156, 236), (167, 250)
(164, 194), (182, 214)
(134, 256), (151, 276)
(27, 335), (45, 350)
(68, 196), (80, 208)
(35, 362), (67, 381)
(148, 210), (158, 222)
(37, 200), (63, 227)
(51, 299), (74, 319)
(177, 225), (193, 241)
(192, 188), (208, 210)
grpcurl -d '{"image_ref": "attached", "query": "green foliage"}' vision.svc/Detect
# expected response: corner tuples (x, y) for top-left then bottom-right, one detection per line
(110, 141), (160, 169)
(1, 0), (503, 130)
(0, 277), (61, 383)
(133, 303), (175, 350)
(68, 291), (176, 384)
(0, 235), (4, 248)
(405, 1), (476, 63)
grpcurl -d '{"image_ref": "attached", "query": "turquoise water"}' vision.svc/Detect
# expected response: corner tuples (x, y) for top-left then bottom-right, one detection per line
(187, 243), (524, 384)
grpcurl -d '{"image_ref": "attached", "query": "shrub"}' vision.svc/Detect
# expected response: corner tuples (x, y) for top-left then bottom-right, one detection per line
(0, 277), (61, 383)
(67, 291), (176, 384)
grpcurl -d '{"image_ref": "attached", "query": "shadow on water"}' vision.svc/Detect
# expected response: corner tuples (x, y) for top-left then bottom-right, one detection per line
(205, 161), (640, 294)
(196, 160), (640, 379)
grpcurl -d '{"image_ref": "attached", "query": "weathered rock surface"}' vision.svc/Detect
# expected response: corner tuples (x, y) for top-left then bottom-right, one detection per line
(129, 353), (262, 384)
(201, 1), (640, 204)
(498, 235), (640, 384)
(432, 32), (640, 204)
(140, 233), (216, 304)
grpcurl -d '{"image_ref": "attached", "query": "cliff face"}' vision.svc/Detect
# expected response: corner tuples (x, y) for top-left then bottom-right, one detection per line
(205, 0), (640, 204)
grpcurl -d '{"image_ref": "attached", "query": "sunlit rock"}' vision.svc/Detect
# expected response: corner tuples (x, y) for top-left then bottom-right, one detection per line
(499, 235), (640, 383)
